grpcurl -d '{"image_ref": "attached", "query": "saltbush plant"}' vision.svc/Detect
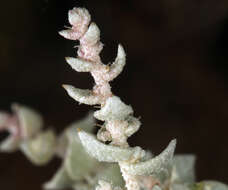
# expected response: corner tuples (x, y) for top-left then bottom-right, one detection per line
(0, 7), (227, 190)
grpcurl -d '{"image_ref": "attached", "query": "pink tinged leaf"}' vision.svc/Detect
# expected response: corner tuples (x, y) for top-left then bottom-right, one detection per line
(106, 44), (126, 81)
(65, 57), (94, 72)
(81, 22), (100, 46)
(59, 29), (83, 41)
(68, 8), (91, 28)
(63, 85), (101, 105)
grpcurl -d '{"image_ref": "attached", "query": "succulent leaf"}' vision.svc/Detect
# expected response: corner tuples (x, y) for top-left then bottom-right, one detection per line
(82, 22), (100, 45)
(122, 139), (176, 176)
(68, 8), (91, 27)
(107, 44), (126, 81)
(94, 96), (133, 121)
(78, 130), (145, 162)
(66, 57), (94, 72)
(63, 85), (100, 105)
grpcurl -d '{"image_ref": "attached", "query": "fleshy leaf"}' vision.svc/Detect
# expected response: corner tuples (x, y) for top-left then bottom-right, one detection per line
(122, 139), (176, 176)
(107, 44), (126, 81)
(63, 85), (100, 105)
(20, 130), (56, 165)
(82, 22), (100, 45)
(78, 130), (145, 162)
(59, 29), (81, 41)
(94, 96), (133, 121)
(68, 8), (91, 27)
(66, 57), (94, 72)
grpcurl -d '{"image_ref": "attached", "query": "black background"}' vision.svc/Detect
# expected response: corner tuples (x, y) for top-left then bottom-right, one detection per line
(0, 0), (228, 189)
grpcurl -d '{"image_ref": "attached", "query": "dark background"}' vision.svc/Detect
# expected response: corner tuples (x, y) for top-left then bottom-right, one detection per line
(0, 0), (228, 189)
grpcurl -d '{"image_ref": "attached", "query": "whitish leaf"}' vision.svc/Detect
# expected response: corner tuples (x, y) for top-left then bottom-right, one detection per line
(59, 29), (80, 40)
(122, 139), (176, 176)
(20, 130), (56, 165)
(68, 8), (91, 27)
(82, 22), (100, 45)
(78, 130), (145, 162)
(63, 85), (100, 105)
(107, 44), (126, 81)
(66, 57), (94, 72)
(94, 96), (133, 121)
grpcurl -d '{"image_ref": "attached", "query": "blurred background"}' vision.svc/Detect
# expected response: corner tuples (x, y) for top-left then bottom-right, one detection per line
(0, 0), (228, 189)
